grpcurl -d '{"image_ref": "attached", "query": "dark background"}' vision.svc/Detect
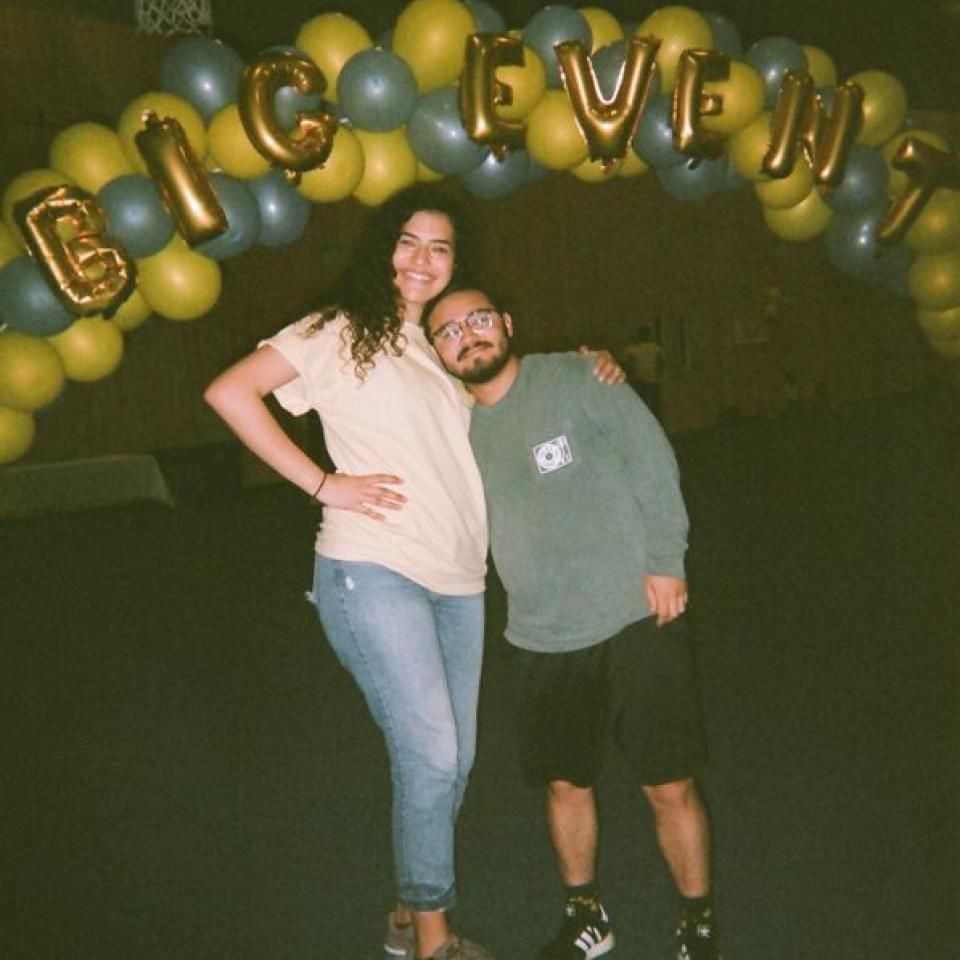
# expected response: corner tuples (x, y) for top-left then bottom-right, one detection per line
(16, 0), (960, 108)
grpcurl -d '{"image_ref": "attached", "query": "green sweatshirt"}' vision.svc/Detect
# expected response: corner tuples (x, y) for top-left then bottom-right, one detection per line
(469, 353), (689, 653)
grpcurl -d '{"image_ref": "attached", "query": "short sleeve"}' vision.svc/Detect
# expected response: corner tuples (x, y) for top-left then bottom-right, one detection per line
(258, 314), (336, 417)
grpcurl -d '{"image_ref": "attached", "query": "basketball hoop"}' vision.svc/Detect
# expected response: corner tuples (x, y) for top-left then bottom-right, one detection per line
(134, 0), (213, 35)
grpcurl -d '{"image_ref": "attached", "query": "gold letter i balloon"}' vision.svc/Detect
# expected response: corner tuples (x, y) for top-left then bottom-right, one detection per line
(135, 112), (227, 246)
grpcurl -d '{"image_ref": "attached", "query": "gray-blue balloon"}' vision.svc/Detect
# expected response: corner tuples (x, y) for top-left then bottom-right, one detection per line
(159, 36), (245, 122)
(464, 0), (506, 33)
(408, 87), (489, 175)
(824, 204), (889, 280)
(822, 146), (888, 213)
(265, 46), (326, 131)
(632, 94), (685, 168)
(249, 171), (312, 248)
(0, 256), (75, 336)
(337, 48), (418, 132)
(592, 40), (626, 100)
(656, 157), (726, 202)
(98, 174), (174, 258)
(719, 155), (748, 193)
(745, 36), (807, 108)
(461, 150), (530, 200)
(702, 11), (743, 57)
(592, 39), (660, 102)
(197, 174), (261, 261)
(522, 5), (592, 88)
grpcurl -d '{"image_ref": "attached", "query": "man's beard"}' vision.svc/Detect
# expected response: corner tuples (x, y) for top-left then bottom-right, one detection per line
(455, 338), (511, 384)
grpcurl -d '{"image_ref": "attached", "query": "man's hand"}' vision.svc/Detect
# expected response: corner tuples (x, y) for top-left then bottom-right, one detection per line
(644, 574), (688, 626)
(579, 346), (626, 384)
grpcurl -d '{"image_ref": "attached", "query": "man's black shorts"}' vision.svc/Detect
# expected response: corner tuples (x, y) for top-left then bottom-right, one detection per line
(508, 616), (706, 788)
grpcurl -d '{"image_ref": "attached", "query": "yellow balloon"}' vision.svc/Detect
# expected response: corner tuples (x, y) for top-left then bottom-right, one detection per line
(617, 149), (650, 178)
(635, 5), (713, 93)
(727, 111), (773, 182)
(0, 331), (66, 411)
(2, 168), (72, 242)
(297, 126), (366, 202)
(525, 90), (588, 171)
(393, 0), (475, 93)
(581, 7), (624, 52)
(137, 237), (222, 321)
(801, 46), (838, 89)
(763, 188), (833, 241)
(755, 161), (813, 209)
(47, 316), (124, 383)
(109, 288), (152, 332)
(572, 156), (622, 182)
(117, 92), (207, 175)
(0, 222), (20, 267)
(850, 70), (908, 147)
(882, 128), (949, 198)
(295, 13), (372, 104)
(917, 303), (960, 339)
(206, 105), (271, 179)
(50, 122), (133, 194)
(904, 188), (960, 255)
(416, 160), (445, 183)
(496, 45), (548, 122)
(352, 129), (419, 206)
(908, 249), (960, 311)
(926, 333), (960, 361)
(701, 61), (765, 137)
(0, 405), (35, 465)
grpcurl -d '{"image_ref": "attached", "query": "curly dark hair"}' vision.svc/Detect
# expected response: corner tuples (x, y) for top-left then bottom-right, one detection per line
(308, 186), (475, 379)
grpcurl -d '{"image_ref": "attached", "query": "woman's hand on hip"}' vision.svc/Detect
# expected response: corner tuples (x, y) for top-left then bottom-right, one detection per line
(318, 473), (407, 521)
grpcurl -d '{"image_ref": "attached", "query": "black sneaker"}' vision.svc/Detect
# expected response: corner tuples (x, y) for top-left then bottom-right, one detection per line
(540, 896), (615, 960)
(675, 912), (721, 960)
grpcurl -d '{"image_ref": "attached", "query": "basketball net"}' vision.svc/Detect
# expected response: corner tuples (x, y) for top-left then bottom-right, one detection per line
(134, 0), (213, 35)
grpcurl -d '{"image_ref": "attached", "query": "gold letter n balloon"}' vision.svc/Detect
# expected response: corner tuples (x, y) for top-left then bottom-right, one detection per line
(762, 72), (863, 186)
(15, 185), (136, 317)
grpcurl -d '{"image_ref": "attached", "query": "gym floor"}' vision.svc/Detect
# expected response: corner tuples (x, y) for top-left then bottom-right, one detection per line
(3, 389), (956, 960)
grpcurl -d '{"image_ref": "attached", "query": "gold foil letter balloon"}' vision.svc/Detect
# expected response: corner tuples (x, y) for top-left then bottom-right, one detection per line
(672, 48), (729, 160)
(238, 51), (339, 183)
(762, 73), (863, 186)
(875, 138), (960, 246)
(135, 112), (227, 245)
(459, 33), (526, 158)
(15, 185), (135, 316)
(555, 35), (660, 165)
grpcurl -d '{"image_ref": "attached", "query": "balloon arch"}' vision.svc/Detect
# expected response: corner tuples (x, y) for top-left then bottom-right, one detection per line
(0, 0), (958, 463)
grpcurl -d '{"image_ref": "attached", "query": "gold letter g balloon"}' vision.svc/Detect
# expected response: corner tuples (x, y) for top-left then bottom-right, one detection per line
(239, 51), (339, 183)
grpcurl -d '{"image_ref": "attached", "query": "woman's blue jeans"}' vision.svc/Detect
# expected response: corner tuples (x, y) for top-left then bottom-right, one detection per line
(310, 555), (485, 912)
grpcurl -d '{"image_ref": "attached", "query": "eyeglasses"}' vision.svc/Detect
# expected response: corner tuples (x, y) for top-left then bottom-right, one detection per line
(429, 308), (499, 344)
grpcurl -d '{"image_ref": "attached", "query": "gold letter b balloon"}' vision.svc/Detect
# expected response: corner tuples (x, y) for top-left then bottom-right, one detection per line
(16, 185), (136, 316)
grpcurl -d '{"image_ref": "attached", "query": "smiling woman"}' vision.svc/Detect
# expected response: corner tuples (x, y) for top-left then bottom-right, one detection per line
(392, 210), (456, 309)
(203, 184), (497, 960)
